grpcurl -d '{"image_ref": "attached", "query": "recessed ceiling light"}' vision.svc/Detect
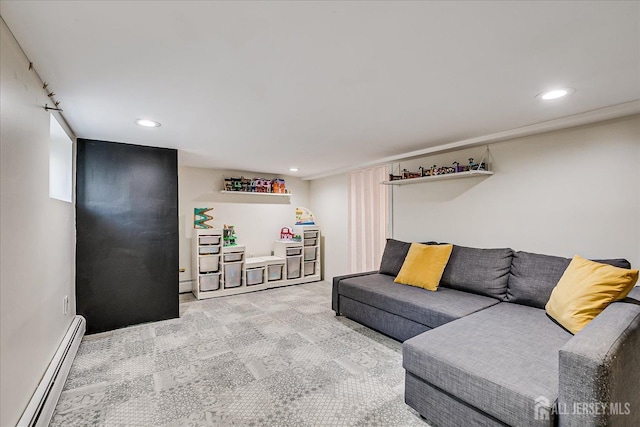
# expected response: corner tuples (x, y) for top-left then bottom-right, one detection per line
(289, 167), (299, 172)
(536, 88), (574, 100)
(135, 119), (161, 127)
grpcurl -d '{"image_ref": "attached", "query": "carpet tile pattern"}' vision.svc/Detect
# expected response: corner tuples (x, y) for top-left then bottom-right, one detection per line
(51, 281), (426, 426)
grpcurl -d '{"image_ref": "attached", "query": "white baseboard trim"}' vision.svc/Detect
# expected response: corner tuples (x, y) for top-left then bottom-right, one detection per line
(179, 279), (193, 294)
(17, 315), (86, 427)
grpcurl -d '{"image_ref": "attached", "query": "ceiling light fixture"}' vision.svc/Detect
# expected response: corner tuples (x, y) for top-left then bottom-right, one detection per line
(135, 119), (161, 128)
(536, 88), (574, 100)
(289, 167), (299, 172)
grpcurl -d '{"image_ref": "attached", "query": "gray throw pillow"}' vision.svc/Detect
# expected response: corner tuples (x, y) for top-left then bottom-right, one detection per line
(378, 239), (411, 276)
(440, 245), (514, 300)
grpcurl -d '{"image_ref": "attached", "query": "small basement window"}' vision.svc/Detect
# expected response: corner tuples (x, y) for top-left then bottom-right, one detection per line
(49, 114), (72, 202)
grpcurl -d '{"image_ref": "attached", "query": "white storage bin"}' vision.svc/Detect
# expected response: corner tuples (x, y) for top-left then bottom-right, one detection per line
(246, 267), (265, 286)
(287, 256), (302, 279)
(267, 264), (284, 281)
(304, 238), (317, 247)
(199, 256), (219, 273)
(304, 261), (316, 276)
(200, 274), (220, 292)
(303, 231), (318, 239)
(199, 235), (221, 245)
(286, 247), (303, 256)
(199, 245), (221, 255)
(304, 247), (317, 261)
(224, 263), (243, 288)
(223, 252), (244, 263)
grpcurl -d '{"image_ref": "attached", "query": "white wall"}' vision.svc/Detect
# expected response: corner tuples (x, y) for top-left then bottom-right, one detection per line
(179, 166), (311, 286)
(0, 18), (76, 427)
(391, 115), (640, 267)
(309, 173), (350, 280)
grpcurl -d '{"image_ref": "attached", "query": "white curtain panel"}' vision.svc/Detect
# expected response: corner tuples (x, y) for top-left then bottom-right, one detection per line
(348, 166), (388, 273)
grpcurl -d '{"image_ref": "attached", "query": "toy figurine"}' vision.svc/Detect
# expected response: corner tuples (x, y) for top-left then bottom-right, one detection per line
(241, 177), (251, 192)
(224, 178), (233, 191)
(453, 161), (461, 173)
(232, 177), (242, 191)
(223, 224), (237, 246)
(280, 226), (295, 240)
(272, 179), (286, 194)
(250, 178), (257, 192)
(389, 173), (403, 181)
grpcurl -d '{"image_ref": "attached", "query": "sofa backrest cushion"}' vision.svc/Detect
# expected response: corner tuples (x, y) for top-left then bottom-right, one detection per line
(379, 238), (439, 277)
(506, 251), (632, 309)
(379, 239), (411, 276)
(440, 245), (514, 299)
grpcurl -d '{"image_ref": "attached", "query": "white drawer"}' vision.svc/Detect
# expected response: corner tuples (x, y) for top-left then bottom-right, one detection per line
(199, 245), (220, 255)
(223, 252), (244, 263)
(200, 274), (220, 292)
(199, 257), (219, 273)
(286, 247), (303, 256)
(246, 267), (265, 286)
(304, 261), (316, 276)
(199, 235), (221, 245)
(267, 264), (284, 281)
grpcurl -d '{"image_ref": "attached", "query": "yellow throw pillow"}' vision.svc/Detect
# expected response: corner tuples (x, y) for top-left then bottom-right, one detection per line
(394, 243), (453, 291)
(545, 255), (638, 334)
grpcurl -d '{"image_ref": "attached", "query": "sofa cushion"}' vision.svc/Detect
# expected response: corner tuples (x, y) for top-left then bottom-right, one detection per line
(507, 251), (632, 309)
(379, 239), (411, 276)
(440, 245), (513, 300)
(394, 243), (453, 291)
(403, 303), (573, 427)
(337, 273), (499, 329)
(545, 255), (638, 334)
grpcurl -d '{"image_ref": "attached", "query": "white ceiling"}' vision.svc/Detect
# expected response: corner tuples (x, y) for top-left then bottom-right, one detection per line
(2, 1), (639, 178)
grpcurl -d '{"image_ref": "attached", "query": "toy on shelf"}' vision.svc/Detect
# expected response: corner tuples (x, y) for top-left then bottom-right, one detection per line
(194, 207), (214, 229)
(295, 207), (316, 225)
(388, 147), (491, 182)
(241, 177), (251, 192)
(272, 179), (286, 194)
(232, 177), (242, 191)
(223, 224), (237, 246)
(280, 226), (295, 240)
(222, 176), (287, 194)
(402, 169), (422, 179)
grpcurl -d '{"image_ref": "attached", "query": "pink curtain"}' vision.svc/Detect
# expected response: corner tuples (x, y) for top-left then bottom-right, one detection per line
(348, 166), (388, 273)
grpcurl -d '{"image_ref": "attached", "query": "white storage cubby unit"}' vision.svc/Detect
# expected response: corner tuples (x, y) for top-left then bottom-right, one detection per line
(295, 225), (321, 282)
(192, 228), (223, 299)
(192, 227), (321, 299)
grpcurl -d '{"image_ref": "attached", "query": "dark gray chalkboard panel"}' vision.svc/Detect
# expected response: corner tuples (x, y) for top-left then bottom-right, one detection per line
(76, 139), (178, 334)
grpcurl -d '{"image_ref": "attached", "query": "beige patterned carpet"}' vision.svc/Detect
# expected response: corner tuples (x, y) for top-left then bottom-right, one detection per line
(51, 281), (426, 426)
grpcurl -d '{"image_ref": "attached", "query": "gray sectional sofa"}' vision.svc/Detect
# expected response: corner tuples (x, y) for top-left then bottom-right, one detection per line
(332, 240), (640, 427)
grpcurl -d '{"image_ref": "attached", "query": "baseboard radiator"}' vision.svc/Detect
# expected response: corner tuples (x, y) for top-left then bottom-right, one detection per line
(17, 315), (86, 427)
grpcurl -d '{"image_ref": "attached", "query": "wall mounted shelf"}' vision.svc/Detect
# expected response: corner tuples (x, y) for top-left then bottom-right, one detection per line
(382, 170), (493, 185)
(220, 190), (291, 197)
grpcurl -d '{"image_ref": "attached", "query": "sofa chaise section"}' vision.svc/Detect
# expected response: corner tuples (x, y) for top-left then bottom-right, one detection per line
(334, 272), (500, 342)
(403, 302), (573, 427)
